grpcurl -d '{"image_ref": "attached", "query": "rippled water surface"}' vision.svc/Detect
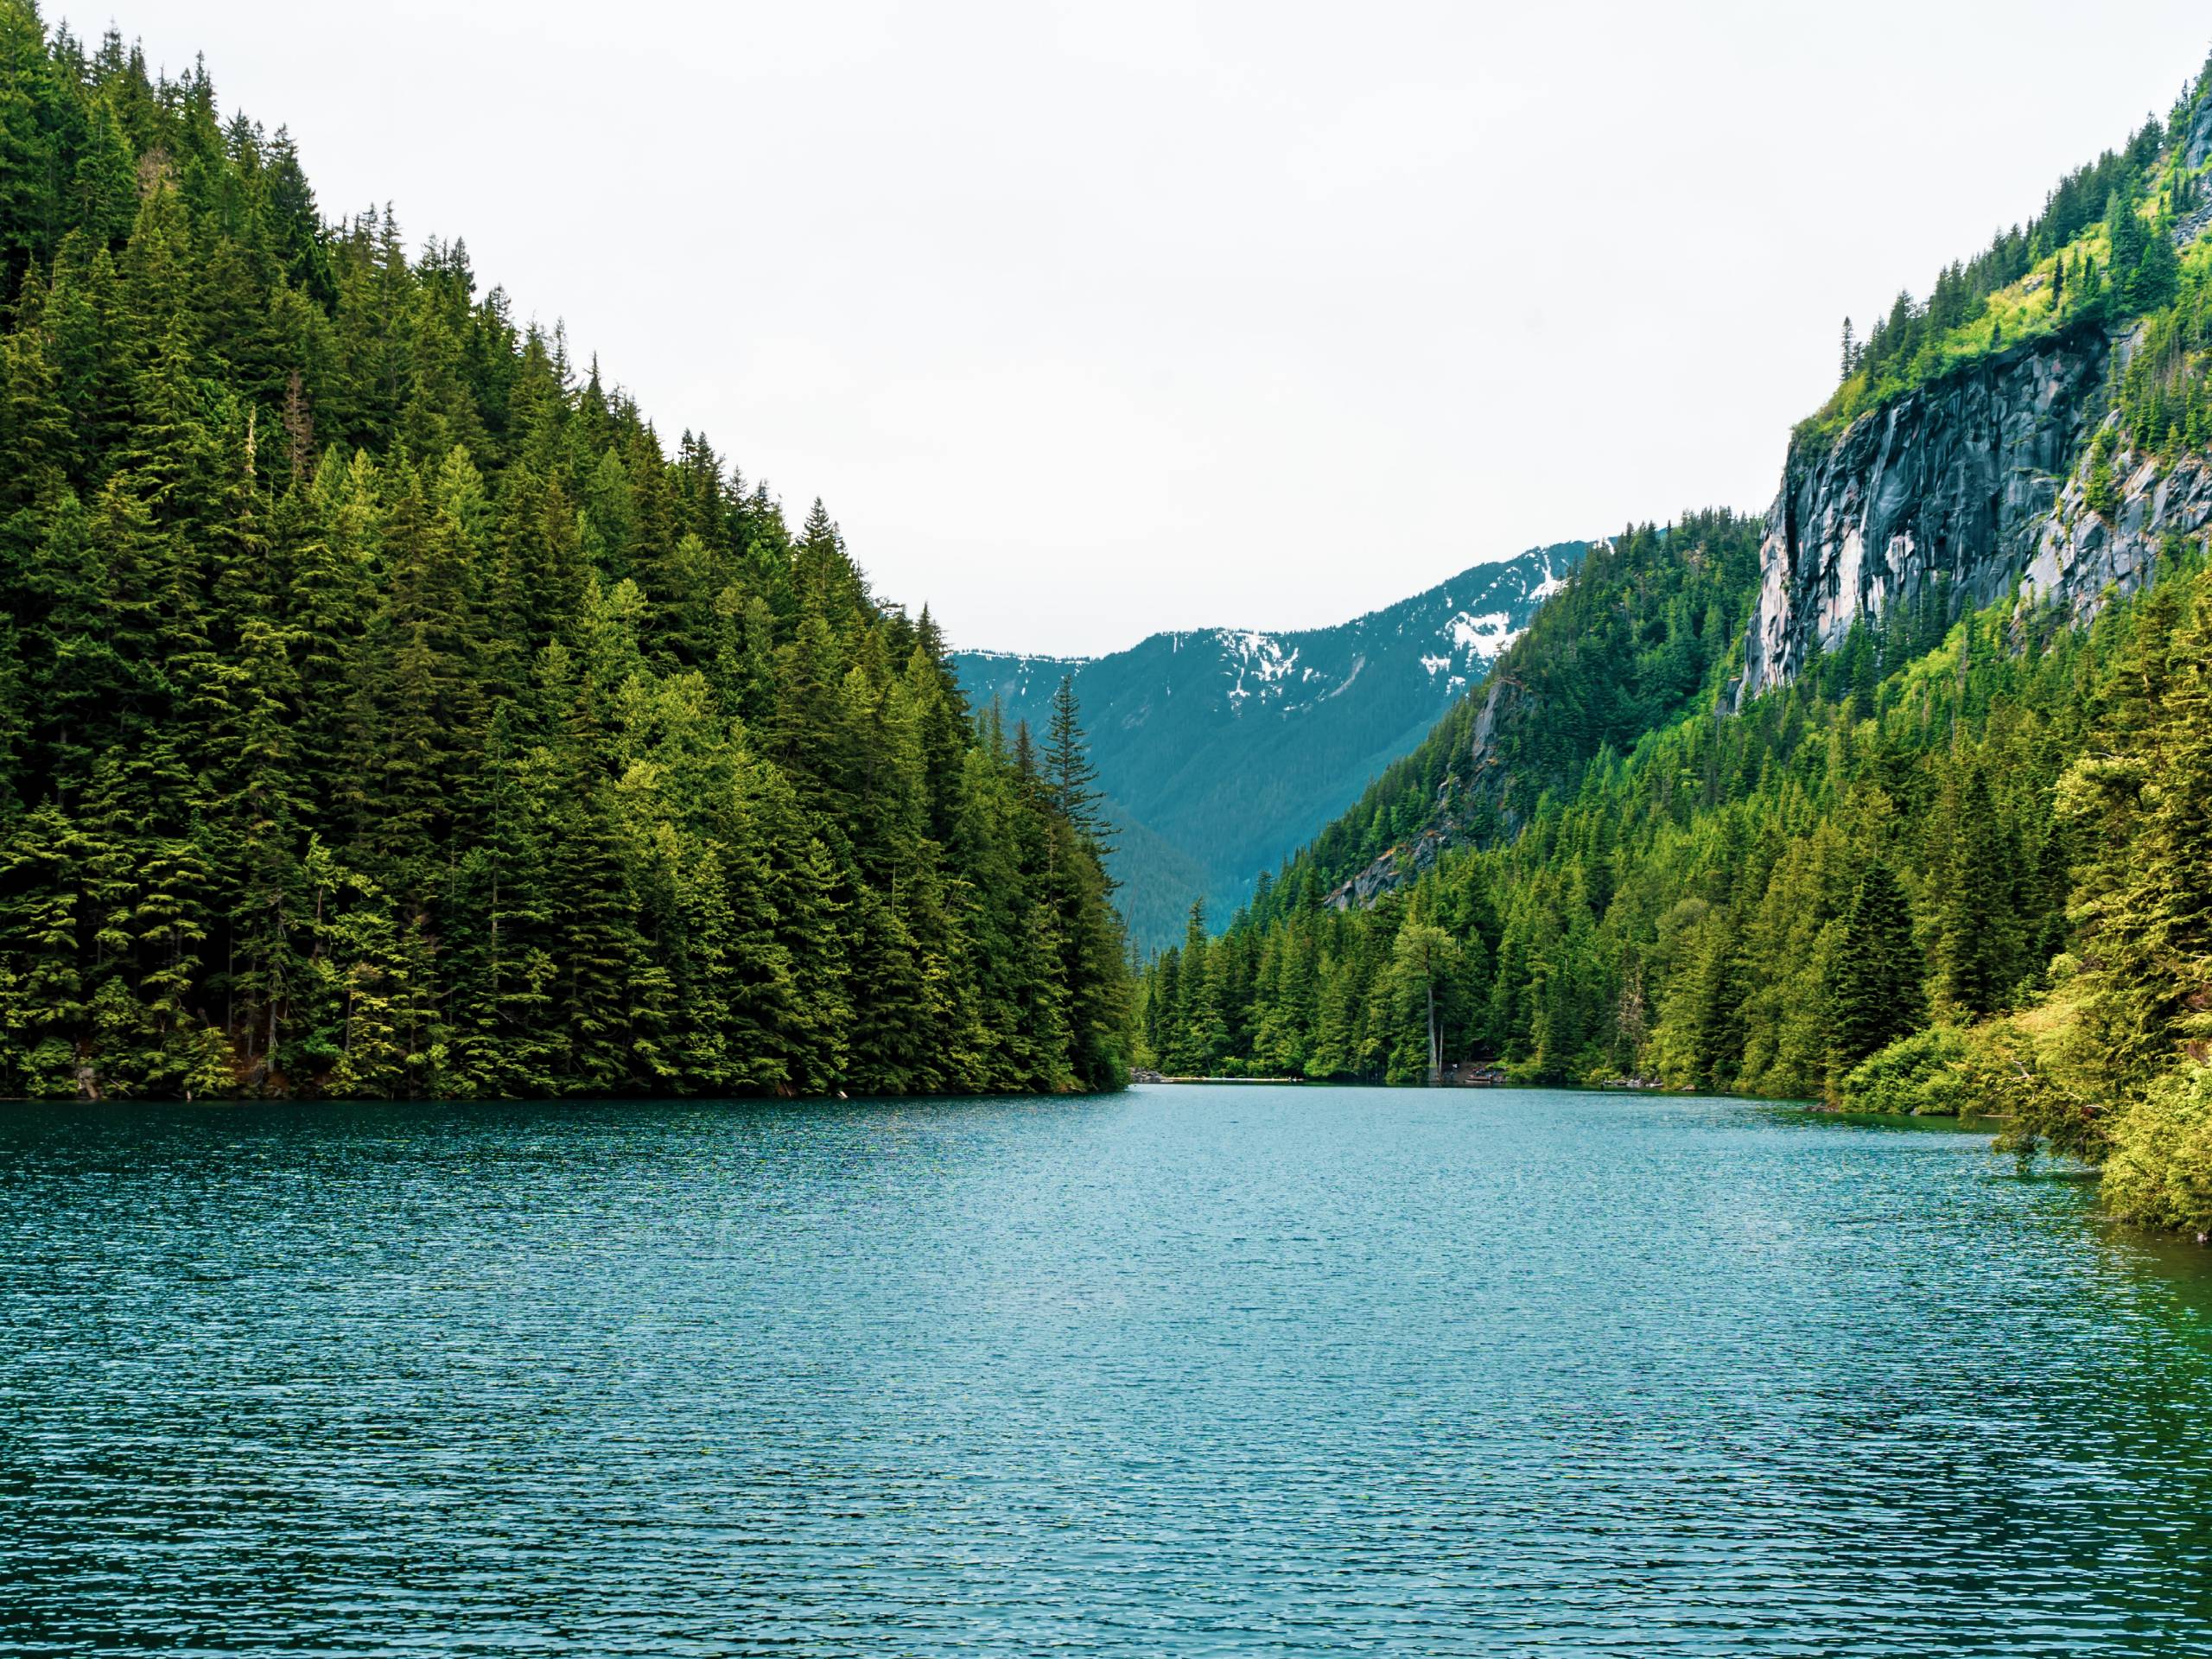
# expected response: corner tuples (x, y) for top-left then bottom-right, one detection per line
(6, 1087), (2212, 1655)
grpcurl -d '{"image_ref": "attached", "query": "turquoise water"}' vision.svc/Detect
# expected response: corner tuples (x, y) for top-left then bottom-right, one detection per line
(5, 1085), (2212, 1655)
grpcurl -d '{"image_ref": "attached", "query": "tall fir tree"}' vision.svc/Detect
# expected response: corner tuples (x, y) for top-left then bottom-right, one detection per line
(1824, 861), (1925, 1093)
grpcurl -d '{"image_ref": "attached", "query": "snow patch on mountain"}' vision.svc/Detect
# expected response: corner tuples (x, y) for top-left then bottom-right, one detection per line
(1446, 610), (1522, 658)
(1217, 630), (1305, 705)
(946, 538), (1591, 948)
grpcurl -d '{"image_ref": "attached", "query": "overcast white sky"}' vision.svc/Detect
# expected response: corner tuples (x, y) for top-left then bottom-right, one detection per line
(73, 1), (2212, 654)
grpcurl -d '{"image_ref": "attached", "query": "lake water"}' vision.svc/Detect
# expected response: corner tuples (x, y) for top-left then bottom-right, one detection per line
(5, 1085), (2212, 1655)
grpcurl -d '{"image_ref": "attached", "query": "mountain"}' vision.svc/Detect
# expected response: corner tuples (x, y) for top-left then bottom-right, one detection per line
(953, 543), (1584, 950)
(1738, 86), (2212, 698)
(0, 6), (1128, 1100)
(1739, 321), (2181, 699)
(1137, 55), (2212, 1237)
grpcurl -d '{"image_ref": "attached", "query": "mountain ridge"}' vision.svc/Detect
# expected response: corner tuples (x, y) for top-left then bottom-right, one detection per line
(1134, 48), (2212, 1240)
(953, 542), (1586, 950)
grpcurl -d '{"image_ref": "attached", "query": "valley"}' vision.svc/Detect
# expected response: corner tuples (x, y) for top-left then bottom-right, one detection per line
(954, 543), (1583, 949)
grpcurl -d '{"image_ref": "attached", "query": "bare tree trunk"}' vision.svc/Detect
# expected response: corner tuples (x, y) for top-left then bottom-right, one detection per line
(1427, 980), (1441, 1087)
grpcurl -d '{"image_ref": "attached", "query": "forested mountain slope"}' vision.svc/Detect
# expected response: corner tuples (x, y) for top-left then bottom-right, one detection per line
(1141, 54), (2212, 1234)
(0, 8), (1127, 1098)
(955, 542), (1582, 950)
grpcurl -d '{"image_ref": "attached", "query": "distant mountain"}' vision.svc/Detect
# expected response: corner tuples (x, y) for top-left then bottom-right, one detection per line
(954, 543), (1586, 950)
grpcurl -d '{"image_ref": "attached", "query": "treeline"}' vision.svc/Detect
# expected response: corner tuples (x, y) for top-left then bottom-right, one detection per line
(1827, 75), (2209, 429)
(0, 7), (1128, 1098)
(1139, 568), (2089, 1088)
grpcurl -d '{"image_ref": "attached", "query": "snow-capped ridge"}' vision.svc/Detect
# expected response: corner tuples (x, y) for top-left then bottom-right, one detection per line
(947, 537), (1592, 950)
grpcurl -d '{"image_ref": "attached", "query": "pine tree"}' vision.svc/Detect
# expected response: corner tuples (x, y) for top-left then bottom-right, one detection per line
(1933, 766), (2015, 1017)
(0, 9), (1128, 1102)
(1389, 921), (1461, 1084)
(1045, 674), (1111, 856)
(1824, 861), (1924, 1091)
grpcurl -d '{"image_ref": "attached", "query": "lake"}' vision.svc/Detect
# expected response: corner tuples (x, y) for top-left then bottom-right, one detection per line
(4, 1085), (2211, 1654)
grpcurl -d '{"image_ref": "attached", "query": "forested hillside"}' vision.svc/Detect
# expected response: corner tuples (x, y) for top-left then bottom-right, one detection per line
(0, 8), (1128, 1099)
(954, 543), (1583, 950)
(1281, 513), (1762, 907)
(1141, 58), (2212, 1233)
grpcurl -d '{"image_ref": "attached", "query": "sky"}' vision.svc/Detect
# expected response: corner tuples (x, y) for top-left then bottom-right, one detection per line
(71, 1), (2212, 656)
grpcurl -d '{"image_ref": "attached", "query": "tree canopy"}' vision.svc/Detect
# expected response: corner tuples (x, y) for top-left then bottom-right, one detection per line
(0, 5), (1128, 1099)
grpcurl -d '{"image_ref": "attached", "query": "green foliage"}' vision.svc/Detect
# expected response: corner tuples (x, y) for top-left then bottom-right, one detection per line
(1840, 1027), (1972, 1117)
(0, 7), (1128, 1099)
(1815, 85), (2212, 439)
(2103, 1063), (2212, 1235)
(2085, 428), (2120, 518)
(1825, 861), (1924, 1091)
(1387, 920), (1463, 1085)
(2056, 569), (2212, 1094)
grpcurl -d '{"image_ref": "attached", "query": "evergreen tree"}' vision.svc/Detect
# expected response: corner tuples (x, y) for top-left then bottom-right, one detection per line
(1824, 861), (1924, 1091)
(1045, 674), (1111, 856)
(1933, 766), (2015, 1017)
(0, 7), (1128, 1101)
(1389, 921), (1461, 1084)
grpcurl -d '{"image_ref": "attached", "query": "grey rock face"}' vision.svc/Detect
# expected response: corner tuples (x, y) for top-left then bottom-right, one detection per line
(2184, 92), (2212, 172)
(1738, 321), (2212, 697)
(2022, 437), (2212, 620)
(1324, 821), (1452, 912)
(1741, 326), (2107, 696)
(1468, 672), (1517, 765)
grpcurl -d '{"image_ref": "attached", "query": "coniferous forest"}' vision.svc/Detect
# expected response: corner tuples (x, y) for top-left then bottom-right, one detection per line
(0, 7), (1129, 1099)
(1143, 518), (2212, 1235)
(1137, 73), (2212, 1235)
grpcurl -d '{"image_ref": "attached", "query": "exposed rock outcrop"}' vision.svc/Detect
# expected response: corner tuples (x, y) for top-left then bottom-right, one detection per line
(1322, 674), (1527, 910)
(2184, 86), (2212, 171)
(1740, 325), (2108, 696)
(1323, 822), (1453, 911)
(2022, 433), (2212, 621)
(1739, 319), (2212, 698)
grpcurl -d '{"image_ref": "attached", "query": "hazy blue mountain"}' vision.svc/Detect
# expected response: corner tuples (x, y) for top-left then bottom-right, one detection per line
(955, 542), (1586, 951)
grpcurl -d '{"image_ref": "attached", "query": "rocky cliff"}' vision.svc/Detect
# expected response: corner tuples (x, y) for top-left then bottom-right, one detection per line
(1302, 86), (2212, 918)
(1735, 82), (2212, 698)
(1739, 317), (2212, 697)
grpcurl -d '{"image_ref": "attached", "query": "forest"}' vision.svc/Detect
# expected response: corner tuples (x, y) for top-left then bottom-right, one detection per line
(1823, 98), (2204, 434)
(1139, 82), (2212, 1234)
(1141, 520), (2212, 1226)
(0, 7), (1129, 1099)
